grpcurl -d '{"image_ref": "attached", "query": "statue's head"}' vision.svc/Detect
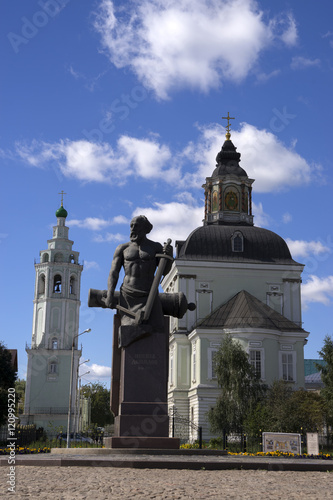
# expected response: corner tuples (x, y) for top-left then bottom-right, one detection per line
(130, 215), (153, 242)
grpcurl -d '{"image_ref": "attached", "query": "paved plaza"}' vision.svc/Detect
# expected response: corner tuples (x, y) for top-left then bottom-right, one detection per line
(1, 452), (333, 499)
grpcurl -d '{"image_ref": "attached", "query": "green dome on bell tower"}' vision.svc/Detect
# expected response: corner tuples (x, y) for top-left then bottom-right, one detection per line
(55, 205), (68, 218)
(55, 190), (68, 218)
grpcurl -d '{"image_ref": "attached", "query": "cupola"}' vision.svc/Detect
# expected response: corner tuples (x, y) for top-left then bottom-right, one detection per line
(202, 113), (254, 226)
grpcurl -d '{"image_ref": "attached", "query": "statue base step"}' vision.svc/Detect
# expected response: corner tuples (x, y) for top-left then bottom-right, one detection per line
(104, 436), (180, 449)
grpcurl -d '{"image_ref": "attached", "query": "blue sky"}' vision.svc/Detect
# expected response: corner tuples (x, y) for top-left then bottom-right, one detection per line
(2, 0), (333, 387)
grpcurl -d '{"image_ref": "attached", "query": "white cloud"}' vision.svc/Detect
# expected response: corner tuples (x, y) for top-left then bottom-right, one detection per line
(302, 275), (333, 306)
(182, 122), (315, 193)
(282, 213), (292, 224)
(285, 239), (330, 259)
(68, 217), (111, 231)
(271, 12), (298, 47)
(15, 136), (177, 184)
(80, 363), (111, 379)
(256, 69), (280, 83)
(68, 215), (129, 231)
(252, 202), (270, 227)
(83, 261), (100, 271)
(93, 232), (125, 243)
(290, 56), (321, 70)
(15, 122), (317, 193)
(133, 201), (203, 243)
(94, 0), (297, 99)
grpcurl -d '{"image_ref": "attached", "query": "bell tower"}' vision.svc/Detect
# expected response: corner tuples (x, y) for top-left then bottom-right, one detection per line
(22, 194), (84, 434)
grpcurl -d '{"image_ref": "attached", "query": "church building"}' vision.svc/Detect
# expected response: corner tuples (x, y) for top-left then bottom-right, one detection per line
(22, 198), (84, 434)
(162, 119), (309, 441)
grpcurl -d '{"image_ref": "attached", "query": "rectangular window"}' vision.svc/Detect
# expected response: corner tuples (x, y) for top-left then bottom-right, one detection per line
(250, 350), (262, 378)
(49, 362), (57, 374)
(211, 351), (218, 379)
(170, 356), (174, 386)
(279, 351), (296, 382)
(192, 351), (196, 382)
(282, 353), (294, 381)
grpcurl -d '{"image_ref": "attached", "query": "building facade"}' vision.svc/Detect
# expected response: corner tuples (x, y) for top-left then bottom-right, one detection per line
(162, 129), (309, 441)
(22, 203), (84, 434)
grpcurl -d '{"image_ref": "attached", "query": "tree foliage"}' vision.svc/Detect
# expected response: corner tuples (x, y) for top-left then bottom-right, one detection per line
(0, 341), (17, 425)
(246, 381), (325, 434)
(207, 334), (265, 435)
(15, 379), (26, 414)
(81, 382), (114, 427)
(317, 335), (333, 425)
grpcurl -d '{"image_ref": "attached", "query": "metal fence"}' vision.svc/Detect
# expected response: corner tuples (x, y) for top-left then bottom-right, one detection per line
(206, 431), (333, 454)
(170, 409), (203, 448)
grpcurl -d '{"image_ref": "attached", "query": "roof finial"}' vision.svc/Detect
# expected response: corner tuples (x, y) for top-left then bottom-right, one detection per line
(58, 190), (67, 207)
(222, 112), (235, 140)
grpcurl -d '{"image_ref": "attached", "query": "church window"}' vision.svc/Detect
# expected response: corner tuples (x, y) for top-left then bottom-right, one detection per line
(53, 275), (62, 293)
(42, 253), (49, 263)
(70, 276), (76, 295)
(51, 338), (58, 349)
(49, 362), (57, 374)
(250, 350), (262, 378)
(70, 254), (75, 264)
(212, 187), (219, 212)
(208, 348), (219, 379)
(231, 231), (244, 252)
(279, 351), (296, 382)
(224, 189), (239, 211)
(38, 274), (45, 295)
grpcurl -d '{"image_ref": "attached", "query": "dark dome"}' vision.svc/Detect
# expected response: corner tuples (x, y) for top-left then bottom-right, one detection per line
(214, 139), (248, 177)
(177, 225), (298, 264)
(212, 163), (248, 177)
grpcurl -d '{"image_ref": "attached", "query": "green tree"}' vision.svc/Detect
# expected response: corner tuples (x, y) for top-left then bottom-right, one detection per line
(81, 382), (114, 427)
(317, 335), (333, 425)
(208, 334), (265, 435)
(245, 381), (325, 434)
(15, 379), (26, 414)
(0, 341), (17, 425)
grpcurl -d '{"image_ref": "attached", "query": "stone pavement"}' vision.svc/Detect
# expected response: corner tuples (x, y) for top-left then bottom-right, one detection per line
(1, 451), (333, 499)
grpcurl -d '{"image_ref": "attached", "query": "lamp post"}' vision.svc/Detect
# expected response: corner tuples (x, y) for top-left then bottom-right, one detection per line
(67, 328), (91, 448)
(73, 359), (90, 435)
(76, 370), (90, 434)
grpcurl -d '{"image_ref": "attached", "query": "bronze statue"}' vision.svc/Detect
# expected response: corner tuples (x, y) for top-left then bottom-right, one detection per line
(104, 215), (173, 346)
(88, 216), (195, 445)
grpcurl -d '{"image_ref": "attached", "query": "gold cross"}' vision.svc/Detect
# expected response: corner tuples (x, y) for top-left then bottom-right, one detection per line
(222, 112), (235, 139)
(58, 190), (67, 207)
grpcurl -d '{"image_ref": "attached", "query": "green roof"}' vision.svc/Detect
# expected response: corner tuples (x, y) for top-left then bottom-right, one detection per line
(304, 359), (326, 377)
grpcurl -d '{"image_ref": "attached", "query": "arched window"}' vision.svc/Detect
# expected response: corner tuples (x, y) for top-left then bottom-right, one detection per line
(42, 253), (49, 263)
(53, 275), (62, 293)
(224, 188), (239, 211)
(38, 274), (46, 295)
(211, 186), (219, 212)
(232, 231), (244, 252)
(69, 254), (76, 264)
(70, 276), (76, 295)
(51, 338), (58, 350)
